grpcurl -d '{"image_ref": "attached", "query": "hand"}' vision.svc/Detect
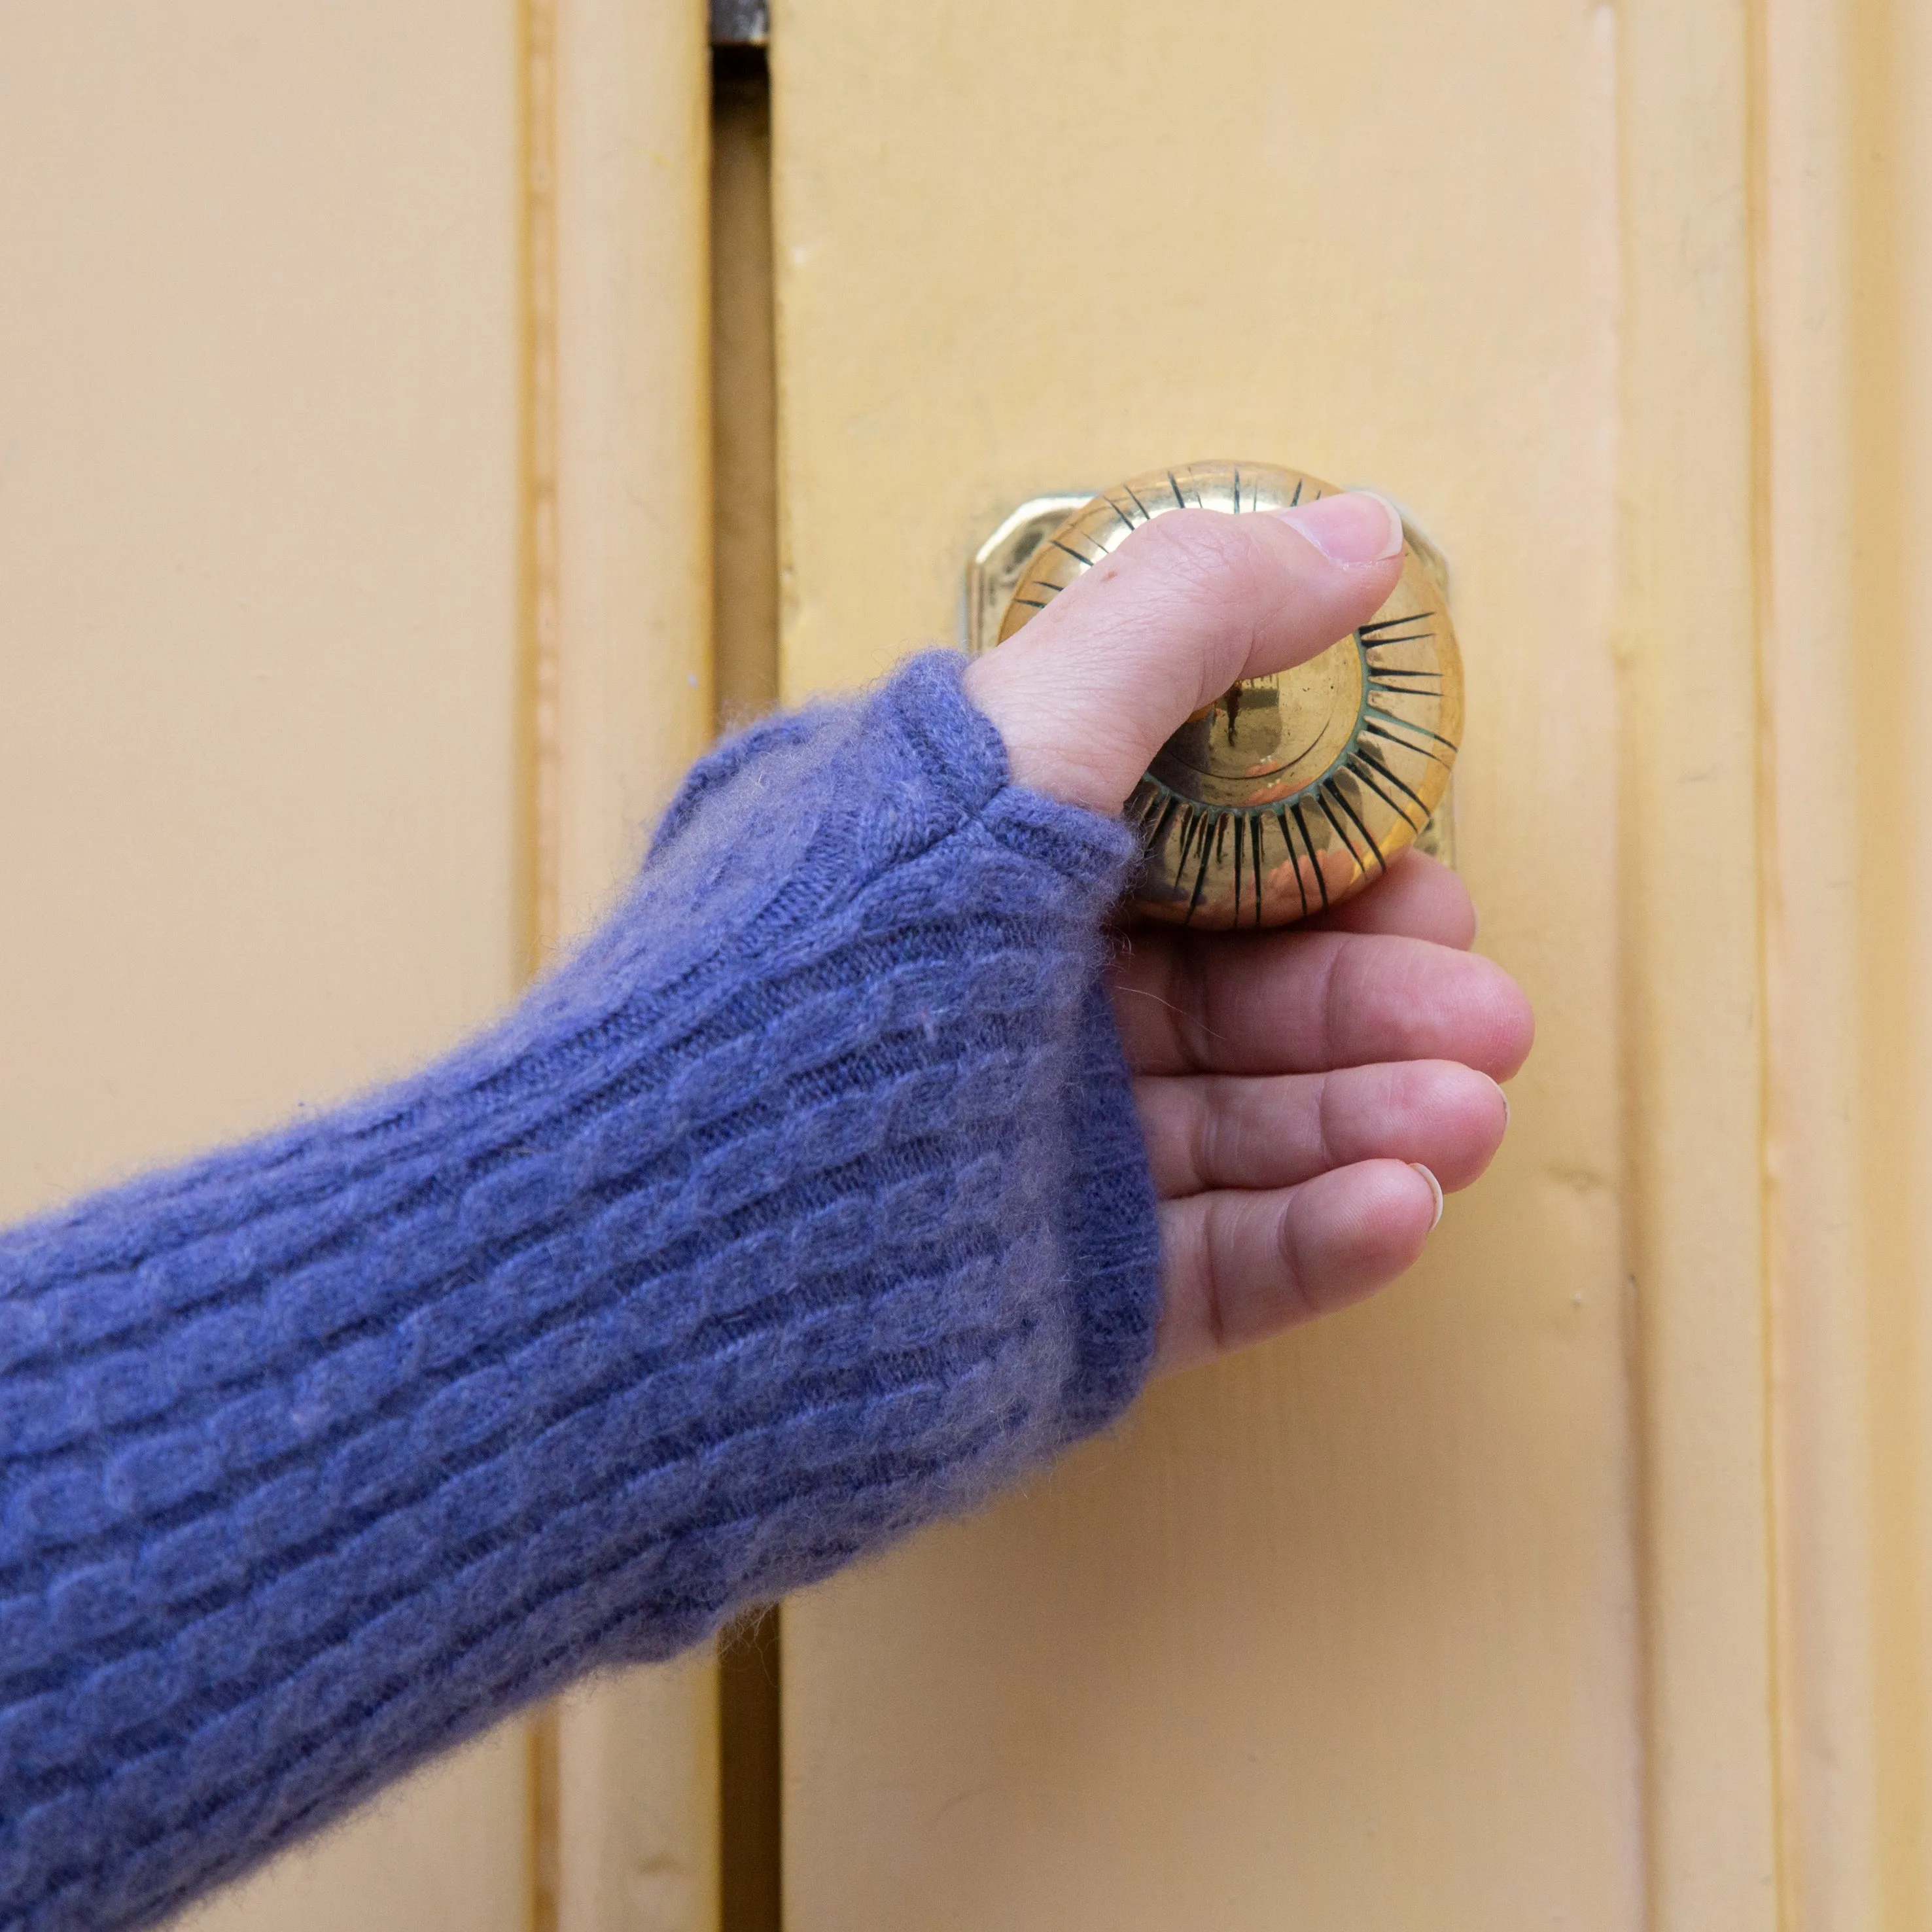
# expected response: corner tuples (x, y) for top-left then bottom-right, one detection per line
(964, 491), (1534, 1376)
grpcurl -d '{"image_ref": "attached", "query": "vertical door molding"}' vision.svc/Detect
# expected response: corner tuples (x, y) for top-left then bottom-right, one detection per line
(546, 3), (720, 1930)
(550, 0), (716, 943)
(1615, 0), (1782, 1923)
(1759, 4), (1872, 1919)
(1760, 0), (1932, 1923)
(555, 1658), (720, 1932)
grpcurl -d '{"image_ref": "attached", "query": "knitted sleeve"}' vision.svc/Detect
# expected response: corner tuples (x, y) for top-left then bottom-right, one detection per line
(0, 652), (1163, 1932)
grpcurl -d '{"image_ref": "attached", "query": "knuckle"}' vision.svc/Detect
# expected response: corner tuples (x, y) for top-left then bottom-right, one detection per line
(1314, 936), (1354, 1067)
(1124, 508), (1279, 612)
(1198, 1203), (1232, 1355)
(1312, 1070), (1340, 1170)
(1271, 1195), (1314, 1322)
(1189, 1085), (1220, 1193)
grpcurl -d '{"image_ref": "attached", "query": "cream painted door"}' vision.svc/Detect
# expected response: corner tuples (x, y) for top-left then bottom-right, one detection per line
(773, 4), (1637, 1925)
(7, 5), (1931, 1932)
(767, 2), (1932, 1929)
(3, 10), (531, 1928)
(1, 5), (716, 1929)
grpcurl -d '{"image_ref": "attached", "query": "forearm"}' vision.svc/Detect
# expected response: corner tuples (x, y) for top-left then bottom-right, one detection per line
(0, 654), (1161, 1932)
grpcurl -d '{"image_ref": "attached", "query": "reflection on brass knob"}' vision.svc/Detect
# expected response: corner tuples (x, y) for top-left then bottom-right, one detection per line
(996, 459), (1464, 928)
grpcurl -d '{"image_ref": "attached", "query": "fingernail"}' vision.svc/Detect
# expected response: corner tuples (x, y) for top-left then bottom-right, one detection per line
(1411, 1163), (1445, 1229)
(1492, 1078), (1511, 1131)
(1274, 490), (1406, 565)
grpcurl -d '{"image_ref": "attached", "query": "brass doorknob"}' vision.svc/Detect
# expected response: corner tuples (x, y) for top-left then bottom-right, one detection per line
(993, 459), (1463, 928)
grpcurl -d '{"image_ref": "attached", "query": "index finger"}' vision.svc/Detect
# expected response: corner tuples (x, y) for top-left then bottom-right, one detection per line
(1110, 926), (1534, 1080)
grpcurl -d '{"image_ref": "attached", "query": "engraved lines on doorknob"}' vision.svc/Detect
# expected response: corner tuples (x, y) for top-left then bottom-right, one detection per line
(968, 460), (1464, 928)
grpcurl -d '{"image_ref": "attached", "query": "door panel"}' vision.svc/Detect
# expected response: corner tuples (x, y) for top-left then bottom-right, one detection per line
(772, 3), (1932, 1924)
(771, 3), (1640, 1925)
(546, 1), (722, 1927)
(0, 9), (531, 1927)
(0, 1), (525, 1218)
(1615, 2), (1775, 1918)
(0, 6), (722, 1929)
(9, 3), (1929, 1927)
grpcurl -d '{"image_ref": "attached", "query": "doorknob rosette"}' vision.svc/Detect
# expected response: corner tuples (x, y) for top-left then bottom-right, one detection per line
(991, 459), (1463, 928)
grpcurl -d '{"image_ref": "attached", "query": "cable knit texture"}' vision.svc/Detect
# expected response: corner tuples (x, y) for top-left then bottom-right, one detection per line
(0, 653), (1162, 1932)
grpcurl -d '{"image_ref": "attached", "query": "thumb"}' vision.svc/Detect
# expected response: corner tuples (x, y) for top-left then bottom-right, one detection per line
(962, 491), (1405, 815)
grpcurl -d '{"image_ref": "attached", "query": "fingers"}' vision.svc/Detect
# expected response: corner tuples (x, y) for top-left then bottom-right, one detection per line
(1111, 928), (1535, 1081)
(1136, 1059), (1509, 1199)
(1153, 1161), (1440, 1376)
(963, 493), (1405, 814)
(1297, 849), (1476, 949)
